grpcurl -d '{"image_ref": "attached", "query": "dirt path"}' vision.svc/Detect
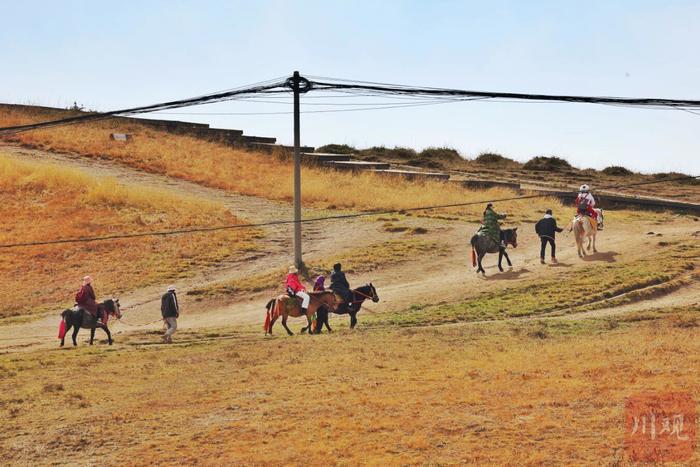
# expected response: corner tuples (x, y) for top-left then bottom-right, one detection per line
(1, 144), (698, 352)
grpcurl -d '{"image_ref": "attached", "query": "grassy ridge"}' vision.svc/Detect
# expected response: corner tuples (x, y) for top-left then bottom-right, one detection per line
(0, 153), (259, 317)
(0, 105), (564, 220)
(372, 241), (699, 327)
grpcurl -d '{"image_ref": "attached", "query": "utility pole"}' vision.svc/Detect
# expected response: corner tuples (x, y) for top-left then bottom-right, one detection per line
(292, 71), (303, 269)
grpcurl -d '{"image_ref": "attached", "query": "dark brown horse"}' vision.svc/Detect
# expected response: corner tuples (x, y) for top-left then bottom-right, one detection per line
(263, 291), (337, 336)
(470, 228), (518, 275)
(303, 283), (379, 333)
(60, 299), (122, 346)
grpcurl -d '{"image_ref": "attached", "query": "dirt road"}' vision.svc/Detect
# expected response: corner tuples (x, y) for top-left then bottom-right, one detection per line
(1, 144), (697, 352)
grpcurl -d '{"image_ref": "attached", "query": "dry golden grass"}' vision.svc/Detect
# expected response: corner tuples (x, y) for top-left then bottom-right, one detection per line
(187, 239), (450, 300)
(0, 105), (564, 219)
(374, 240), (700, 327)
(0, 153), (259, 318)
(0, 308), (698, 465)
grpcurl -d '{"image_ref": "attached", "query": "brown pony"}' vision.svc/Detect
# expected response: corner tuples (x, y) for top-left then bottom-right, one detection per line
(263, 291), (337, 336)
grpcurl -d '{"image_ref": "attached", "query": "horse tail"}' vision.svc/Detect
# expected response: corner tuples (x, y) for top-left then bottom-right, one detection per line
(470, 235), (478, 267)
(58, 310), (69, 339)
(263, 298), (277, 333)
(263, 299), (275, 333)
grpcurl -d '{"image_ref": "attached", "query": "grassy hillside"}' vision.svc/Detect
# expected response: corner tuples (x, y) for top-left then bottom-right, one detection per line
(0, 153), (258, 318)
(1, 305), (698, 465)
(0, 105), (564, 220)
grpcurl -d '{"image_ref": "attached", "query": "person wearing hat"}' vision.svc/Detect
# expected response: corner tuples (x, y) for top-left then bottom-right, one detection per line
(575, 184), (603, 229)
(75, 275), (100, 320)
(285, 266), (310, 314)
(535, 209), (563, 264)
(329, 263), (352, 312)
(482, 203), (507, 248)
(160, 285), (179, 343)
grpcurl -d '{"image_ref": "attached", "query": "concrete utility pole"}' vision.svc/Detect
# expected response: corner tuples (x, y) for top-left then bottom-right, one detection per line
(292, 71), (303, 269)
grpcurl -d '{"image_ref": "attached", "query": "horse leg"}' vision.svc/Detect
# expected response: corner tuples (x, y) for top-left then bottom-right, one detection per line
(592, 234), (597, 253)
(89, 325), (96, 345)
(71, 324), (79, 346)
(267, 315), (277, 335)
(304, 312), (313, 335)
(503, 250), (512, 267)
(477, 253), (486, 275)
(350, 312), (357, 329)
(99, 323), (113, 345)
(281, 314), (293, 336)
(498, 249), (504, 272)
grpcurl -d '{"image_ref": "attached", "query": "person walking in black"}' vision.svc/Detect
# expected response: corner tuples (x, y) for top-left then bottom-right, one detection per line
(535, 209), (563, 264)
(161, 285), (179, 343)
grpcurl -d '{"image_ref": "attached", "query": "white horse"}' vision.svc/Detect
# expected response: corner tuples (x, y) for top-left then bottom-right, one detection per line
(569, 210), (602, 257)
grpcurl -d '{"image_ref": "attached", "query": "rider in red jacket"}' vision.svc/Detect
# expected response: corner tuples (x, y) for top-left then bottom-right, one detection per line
(285, 266), (310, 312)
(575, 184), (603, 229)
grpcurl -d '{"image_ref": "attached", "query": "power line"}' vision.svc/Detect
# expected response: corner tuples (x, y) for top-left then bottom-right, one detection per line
(149, 98), (484, 116)
(0, 78), (291, 135)
(3, 73), (700, 135)
(306, 76), (700, 110)
(0, 175), (695, 250)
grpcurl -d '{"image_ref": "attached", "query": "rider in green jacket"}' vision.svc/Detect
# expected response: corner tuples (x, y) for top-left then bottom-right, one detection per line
(482, 203), (507, 247)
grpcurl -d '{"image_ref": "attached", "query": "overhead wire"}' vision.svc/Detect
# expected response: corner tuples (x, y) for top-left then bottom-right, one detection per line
(305, 76), (700, 110)
(149, 97), (485, 116)
(0, 77), (292, 135)
(3, 73), (700, 135)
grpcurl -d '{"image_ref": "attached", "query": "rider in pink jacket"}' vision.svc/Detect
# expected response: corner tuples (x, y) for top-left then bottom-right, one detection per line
(285, 266), (310, 312)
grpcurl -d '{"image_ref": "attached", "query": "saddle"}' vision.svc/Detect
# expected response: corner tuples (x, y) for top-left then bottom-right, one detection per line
(73, 304), (108, 323)
(575, 214), (598, 231)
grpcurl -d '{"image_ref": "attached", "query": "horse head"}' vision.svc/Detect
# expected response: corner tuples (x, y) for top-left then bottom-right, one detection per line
(356, 284), (379, 303)
(504, 228), (518, 248)
(103, 298), (122, 319)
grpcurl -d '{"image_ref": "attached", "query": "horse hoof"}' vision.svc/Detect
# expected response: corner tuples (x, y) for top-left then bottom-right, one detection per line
(109, 341), (113, 345)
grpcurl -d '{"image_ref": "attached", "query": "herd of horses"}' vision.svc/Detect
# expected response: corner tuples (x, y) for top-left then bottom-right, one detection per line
(58, 212), (600, 344)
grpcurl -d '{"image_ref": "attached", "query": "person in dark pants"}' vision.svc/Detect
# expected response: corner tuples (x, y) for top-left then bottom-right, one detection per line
(535, 209), (563, 264)
(160, 285), (179, 343)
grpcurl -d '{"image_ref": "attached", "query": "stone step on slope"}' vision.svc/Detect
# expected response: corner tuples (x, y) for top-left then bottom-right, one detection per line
(322, 160), (391, 170)
(371, 169), (450, 181)
(239, 135), (277, 144)
(303, 152), (353, 163)
(248, 142), (315, 153)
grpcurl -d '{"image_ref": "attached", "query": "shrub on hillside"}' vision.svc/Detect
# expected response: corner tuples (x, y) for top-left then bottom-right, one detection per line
(523, 156), (572, 171)
(360, 146), (417, 160)
(418, 147), (463, 162)
(652, 172), (699, 185)
(407, 158), (443, 169)
(315, 144), (356, 154)
(475, 152), (517, 166)
(602, 165), (633, 176)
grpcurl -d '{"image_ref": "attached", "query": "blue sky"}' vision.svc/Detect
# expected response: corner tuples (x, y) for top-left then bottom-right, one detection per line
(1, 0), (699, 174)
